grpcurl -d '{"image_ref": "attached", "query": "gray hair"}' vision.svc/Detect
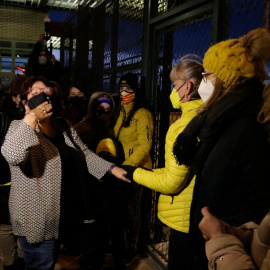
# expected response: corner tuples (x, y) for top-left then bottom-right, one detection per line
(170, 54), (203, 100)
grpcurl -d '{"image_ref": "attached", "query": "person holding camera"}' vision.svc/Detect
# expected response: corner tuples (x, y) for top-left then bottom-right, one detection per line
(27, 34), (63, 84)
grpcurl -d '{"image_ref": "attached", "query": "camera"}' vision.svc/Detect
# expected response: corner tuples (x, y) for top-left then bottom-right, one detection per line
(44, 18), (51, 41)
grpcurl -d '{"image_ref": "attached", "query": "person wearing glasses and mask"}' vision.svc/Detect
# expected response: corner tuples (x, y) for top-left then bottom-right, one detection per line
(173, 28), (270, 269)
(1, 76), (130, 270)
(113, 73), (154, 263)
(122, 55), (203, 269)
(74, 92), (114, 149)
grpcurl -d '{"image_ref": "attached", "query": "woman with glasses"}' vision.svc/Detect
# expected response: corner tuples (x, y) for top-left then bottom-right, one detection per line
(173, 28), (270, 269)
(1, 76), (130, 270)
(122, 55), (204, 269)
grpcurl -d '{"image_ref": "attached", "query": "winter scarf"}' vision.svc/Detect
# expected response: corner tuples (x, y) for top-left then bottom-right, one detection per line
(173, 78), (264, 174)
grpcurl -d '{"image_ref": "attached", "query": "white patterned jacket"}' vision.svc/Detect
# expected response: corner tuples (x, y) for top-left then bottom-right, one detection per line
(1, 120), (113, 243)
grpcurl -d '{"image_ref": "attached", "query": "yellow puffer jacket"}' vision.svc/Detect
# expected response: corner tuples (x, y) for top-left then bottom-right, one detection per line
(114, 101), (154, 169)
(133, 99), (203, 233)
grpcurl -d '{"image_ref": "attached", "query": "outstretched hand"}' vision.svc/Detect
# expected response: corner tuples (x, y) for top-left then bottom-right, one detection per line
(121, 165), (138, 181)
(112, 166), (131, 183)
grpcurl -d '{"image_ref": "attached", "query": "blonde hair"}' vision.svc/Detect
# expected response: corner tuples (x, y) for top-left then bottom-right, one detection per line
(170, 54), (203, 99)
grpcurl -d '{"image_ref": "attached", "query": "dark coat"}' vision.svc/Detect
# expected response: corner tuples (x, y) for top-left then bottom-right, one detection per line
(191, 79), (270, 269)
(27, 42), (62, 83)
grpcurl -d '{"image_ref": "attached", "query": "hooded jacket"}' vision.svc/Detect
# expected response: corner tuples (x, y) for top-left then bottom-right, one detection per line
(133, 99), (203, 232)
(74, 92), (115, 151)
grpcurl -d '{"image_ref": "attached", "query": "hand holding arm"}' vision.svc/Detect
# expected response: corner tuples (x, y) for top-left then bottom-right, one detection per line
(121, 165), (138, 181)
(199, 207), (229, 241)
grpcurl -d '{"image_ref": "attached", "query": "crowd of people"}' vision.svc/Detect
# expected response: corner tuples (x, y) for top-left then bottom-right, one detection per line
(1, 27), (270, 270)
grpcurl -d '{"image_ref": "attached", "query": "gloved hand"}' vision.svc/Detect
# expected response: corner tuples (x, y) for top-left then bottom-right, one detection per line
(122, 165), (138, 181)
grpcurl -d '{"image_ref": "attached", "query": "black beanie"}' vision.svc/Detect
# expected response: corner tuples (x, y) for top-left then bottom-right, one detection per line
(118, 73), (139, 92)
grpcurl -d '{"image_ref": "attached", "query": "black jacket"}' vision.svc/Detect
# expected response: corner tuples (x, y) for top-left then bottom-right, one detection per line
(190, 79), (270, 269)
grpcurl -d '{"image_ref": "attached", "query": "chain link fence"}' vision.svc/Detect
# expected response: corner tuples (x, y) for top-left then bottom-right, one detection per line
(59, 0), (269, 267)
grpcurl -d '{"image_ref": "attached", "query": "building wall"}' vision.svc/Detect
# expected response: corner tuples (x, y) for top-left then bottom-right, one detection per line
(0, 6), (48, 42)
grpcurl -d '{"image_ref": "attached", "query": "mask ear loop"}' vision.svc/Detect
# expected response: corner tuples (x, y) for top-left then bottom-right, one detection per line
(180, 94), (186, 101)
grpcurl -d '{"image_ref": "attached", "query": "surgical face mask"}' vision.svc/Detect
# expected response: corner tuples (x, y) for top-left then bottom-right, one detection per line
(169, 86), (186, 109)
(38, 56), (47, 65)
(170, 88), (181, 109)
(198, 78), (215, 103)
(120, 91), (135, 104)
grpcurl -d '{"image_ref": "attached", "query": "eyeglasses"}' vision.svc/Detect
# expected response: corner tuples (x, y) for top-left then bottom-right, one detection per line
(28, 87), (53, 96)
(202, 72), (216, 83)
(119, 87), (134, 93)
(97, 108), (111, 115)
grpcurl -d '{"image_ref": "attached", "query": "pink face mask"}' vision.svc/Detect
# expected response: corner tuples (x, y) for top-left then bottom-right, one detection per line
(120, 91), (135, 104)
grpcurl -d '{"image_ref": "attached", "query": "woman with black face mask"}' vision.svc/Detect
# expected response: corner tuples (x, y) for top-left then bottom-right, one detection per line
(1, 76), (130, 270)
(74, 92), (114, 151)
(60, 82), (88, 126)
(74, 92), (129, 269)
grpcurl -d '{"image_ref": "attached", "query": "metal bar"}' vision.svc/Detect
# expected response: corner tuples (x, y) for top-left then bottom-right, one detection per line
(264, 0), (269, 30)
(212, 0), (229, 44)
(149, 0), (212, 26)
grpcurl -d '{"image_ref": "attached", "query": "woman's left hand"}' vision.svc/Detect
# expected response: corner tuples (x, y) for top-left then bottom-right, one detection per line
(112, 166), (131, 183)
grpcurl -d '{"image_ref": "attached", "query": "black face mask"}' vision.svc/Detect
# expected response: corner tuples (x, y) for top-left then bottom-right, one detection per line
(69, 96), (84, 108)
(28, 93), (50, 110)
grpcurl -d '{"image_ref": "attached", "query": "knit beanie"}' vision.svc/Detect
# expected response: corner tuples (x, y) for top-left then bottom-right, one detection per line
(203, 39), (255, 87)
(118, 73), (139, 92)
(95, 95), (112, 106)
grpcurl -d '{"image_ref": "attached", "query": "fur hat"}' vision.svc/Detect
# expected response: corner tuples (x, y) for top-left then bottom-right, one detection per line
(203, 39), (256, 87)
(118, 73), (139, 92)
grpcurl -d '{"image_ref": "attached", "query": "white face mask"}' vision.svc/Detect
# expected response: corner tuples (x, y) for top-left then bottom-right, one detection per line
(38, 56), (47, 65)
(198, 78), (215, 103)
